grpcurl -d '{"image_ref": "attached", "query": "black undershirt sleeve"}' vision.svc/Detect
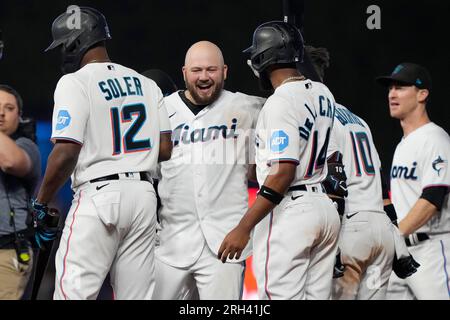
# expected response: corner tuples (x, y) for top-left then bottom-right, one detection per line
(420, 186), (448, 211)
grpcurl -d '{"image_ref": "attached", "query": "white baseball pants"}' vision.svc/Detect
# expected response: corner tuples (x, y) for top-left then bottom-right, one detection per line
(253, 185), (340, 300)
(332, 211), (395, 300)
(53, 179), (157, 300)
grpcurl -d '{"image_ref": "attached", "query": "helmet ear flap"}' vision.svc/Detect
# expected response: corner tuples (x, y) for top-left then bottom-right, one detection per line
(252, 51), (264, 70)
(65, 39), (79, 54)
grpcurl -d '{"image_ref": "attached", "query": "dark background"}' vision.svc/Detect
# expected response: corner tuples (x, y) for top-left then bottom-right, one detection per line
(0, 0), (449, 172)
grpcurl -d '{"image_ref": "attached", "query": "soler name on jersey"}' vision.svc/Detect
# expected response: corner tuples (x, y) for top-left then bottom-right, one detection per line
(98, 76), (143, 101)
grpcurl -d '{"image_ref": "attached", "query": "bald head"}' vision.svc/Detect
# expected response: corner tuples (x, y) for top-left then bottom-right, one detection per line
(182, 41), (228, 105)
(184, 41), (225, 67)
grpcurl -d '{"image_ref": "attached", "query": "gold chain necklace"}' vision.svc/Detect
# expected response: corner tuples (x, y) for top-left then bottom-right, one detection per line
(281, 76), (306, 86)
(87, 59), (111, 64)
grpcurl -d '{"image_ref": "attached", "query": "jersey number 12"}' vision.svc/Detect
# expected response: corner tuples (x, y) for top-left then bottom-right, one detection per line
(110, 103), (151, 155)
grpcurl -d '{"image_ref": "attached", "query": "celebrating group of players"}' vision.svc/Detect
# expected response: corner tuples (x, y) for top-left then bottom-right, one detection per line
(29, 6), (450, 300)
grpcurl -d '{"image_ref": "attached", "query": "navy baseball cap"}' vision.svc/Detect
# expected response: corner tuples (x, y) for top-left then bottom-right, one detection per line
(376, 62), (432, 91)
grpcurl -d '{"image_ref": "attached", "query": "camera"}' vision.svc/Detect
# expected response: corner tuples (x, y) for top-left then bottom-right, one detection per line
(17, 117), (37, 143)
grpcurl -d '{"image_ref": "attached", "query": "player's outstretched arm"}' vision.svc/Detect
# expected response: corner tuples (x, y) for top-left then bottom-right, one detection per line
(218, 162), (296, 263)
(36, 141), (81, 204)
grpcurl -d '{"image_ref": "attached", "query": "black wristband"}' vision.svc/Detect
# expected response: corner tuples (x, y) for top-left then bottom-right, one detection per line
(258, 185), (284, 205)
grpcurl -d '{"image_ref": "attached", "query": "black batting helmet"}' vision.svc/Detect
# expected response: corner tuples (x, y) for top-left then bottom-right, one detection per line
(244, 21), (304, 74)
(45, 6), (112, 74)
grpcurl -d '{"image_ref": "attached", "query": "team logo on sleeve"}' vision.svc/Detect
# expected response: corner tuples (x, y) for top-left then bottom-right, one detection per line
(55, 109), (71, 131)
(432, 156), (447, 176)
(270, 130), (289, 153)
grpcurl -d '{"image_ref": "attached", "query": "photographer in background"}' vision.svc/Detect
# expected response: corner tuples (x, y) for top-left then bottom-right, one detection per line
(0, 85), (41, 299)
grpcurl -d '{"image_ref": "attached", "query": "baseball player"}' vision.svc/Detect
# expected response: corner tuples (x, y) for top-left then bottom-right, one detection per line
(153, 41), (265, 300)
(33, 6), (172, 299)
(305, 46), (396, 299)
(377, 63), (450, 299)
(219, 21), (340, 300)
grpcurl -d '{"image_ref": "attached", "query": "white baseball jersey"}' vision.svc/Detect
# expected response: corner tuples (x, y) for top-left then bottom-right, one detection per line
(390, 122), (450, 233)
(52, 62), (170, 189)
(328, 104), (395, 300)
(388, 122), (450, 300)
(255, 80), (335, 187)
(51, 62), (169, 300)
(327, 103), (384, 214)
(253, 80), (340, 299)
(156, 90), (264, 268)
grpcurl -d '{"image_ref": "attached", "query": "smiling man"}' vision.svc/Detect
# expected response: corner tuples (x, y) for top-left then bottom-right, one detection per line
(154, 41), (265, 300)
(377, 63), (450, 300)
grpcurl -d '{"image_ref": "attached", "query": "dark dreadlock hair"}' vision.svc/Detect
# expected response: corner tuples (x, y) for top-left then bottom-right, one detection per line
(304, 46), (330, 82)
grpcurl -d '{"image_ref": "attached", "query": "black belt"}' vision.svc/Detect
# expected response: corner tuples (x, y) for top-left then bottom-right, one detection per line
(288, 184), (325, 193)
(90, 172), (152, 184)
(405, 233), (430, 247)
(289, 185), (307, 192)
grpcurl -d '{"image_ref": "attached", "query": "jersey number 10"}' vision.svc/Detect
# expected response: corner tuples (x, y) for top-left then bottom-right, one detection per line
(350, 131), (375, 176)
(110, 103), (151, 155)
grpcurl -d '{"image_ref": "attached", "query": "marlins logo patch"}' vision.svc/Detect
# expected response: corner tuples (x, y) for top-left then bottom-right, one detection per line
(393, 65), (404, 74)
(270, 130), (289, 153)
(432, 156), (447, 176)
(55, 109), (71, 131)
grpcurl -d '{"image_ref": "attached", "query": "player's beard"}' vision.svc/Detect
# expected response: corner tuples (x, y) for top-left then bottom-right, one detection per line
(185, 78), (224, 105)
